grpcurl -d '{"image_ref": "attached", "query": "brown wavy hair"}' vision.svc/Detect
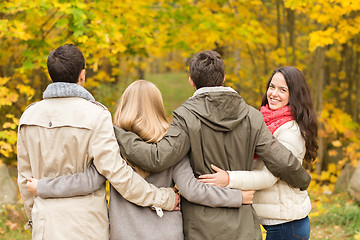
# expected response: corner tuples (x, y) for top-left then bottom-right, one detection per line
(261, 66), (318, 163)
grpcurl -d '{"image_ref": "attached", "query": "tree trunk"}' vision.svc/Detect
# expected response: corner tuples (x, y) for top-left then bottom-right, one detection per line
(354, 49), (360, 122)
(312, 47), (326, 175)
(344, 43), (354, 116)
(214, 42), (225, 57)
(137, 56), (145, 80)
(246, 44), (261, 93)
(234, 46), (241, 80)
(115, 55), (122, 84)
(334, 46), (346, 106)
(276, 0), (282, 48)
(281, 1), (289, 65)
(286, 8), (296, 65)
(262, 45), (269, 76)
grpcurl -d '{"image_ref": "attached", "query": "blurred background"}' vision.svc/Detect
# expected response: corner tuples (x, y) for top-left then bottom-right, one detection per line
(0, 0), (359, 239)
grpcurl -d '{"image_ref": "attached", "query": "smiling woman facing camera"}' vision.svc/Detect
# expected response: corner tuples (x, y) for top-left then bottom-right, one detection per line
(200, 66), (318, 240)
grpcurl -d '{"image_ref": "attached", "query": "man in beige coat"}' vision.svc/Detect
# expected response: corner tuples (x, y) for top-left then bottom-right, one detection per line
(17, 44), (177, 239)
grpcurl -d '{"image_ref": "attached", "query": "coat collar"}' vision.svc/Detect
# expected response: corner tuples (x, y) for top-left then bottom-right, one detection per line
(43, 82), (95, 101)
(191, 86), (237, 98)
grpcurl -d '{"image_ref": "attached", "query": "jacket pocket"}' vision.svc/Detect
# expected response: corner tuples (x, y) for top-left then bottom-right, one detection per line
(32, 218), (46, 240)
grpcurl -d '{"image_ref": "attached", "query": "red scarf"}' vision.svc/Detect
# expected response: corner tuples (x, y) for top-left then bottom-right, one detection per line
(260, 104), (294, 134)
(254, 105), (293, 159)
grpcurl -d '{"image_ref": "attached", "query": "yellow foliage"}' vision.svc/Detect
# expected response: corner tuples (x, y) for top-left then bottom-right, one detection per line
(320, 103), (358, 135)
(332, 140), (342, 147)
(343, 129), (355, 139)
(16, 84), (35, 100)
(327, 163), (337, 174)
(0, 0), (359, 173)
(0, 77), (10, 85)
(0, 89), (18, 106)
(2, 122), (17, 130)
(329, 175), (337, 184)
(320, 171), (330, 181)
(355, 232), (360, 240)
(309, 29), (335, 52)
(5, 114), (19, 125)
(261, 225), (266, 239)
(0, 141), (13, 158)
(328, 150), (337, 157)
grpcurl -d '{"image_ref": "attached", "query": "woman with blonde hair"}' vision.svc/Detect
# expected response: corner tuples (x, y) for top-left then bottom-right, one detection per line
(26, 80), (252, 240)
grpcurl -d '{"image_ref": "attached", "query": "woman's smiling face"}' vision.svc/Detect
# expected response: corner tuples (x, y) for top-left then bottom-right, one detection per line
(267, 72), (289, 110)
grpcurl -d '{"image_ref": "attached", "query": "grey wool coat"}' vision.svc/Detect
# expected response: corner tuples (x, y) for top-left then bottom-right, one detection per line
(116, 86), (311, 240)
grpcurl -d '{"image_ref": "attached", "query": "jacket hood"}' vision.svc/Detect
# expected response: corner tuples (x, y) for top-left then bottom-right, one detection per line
(181, 87), (249, 132)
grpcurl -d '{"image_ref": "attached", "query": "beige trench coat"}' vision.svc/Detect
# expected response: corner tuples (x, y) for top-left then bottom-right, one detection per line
(17, 97), (175, 240)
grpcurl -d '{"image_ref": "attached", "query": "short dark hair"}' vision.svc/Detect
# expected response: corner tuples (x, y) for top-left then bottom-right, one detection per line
(47, 44), (85, 83)
(262, 66), (318, 163)
(189, 50), (225, 89)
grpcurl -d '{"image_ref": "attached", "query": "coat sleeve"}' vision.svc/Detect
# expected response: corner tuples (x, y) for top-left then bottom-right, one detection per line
(227, 164), (278, 190)
(17, 125), (34, 222)
(173, 157), (243, 207)
(114, 113), (191, 172)
(89, 110), (176, 211)
(37, 163), (106, 198)
(228, 123), (305, 190)
(254, 118), (311, 191)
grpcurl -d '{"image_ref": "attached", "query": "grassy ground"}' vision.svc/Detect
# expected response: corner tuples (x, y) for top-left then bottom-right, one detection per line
(309, 194), (360, 240)
(0, 204), (31, 239)
(94, 72), (193, 118)
(146, 72), (194, 117)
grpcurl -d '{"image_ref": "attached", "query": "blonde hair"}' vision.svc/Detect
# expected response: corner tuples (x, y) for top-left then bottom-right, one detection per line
(113, 80), (169, 177)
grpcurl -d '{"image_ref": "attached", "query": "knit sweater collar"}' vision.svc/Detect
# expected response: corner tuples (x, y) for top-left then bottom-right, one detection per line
(43, 82), (95, 101)
(191, 86), (237, 98)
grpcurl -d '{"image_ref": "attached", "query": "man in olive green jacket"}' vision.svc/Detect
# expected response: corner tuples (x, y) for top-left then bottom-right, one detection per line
(115, 50), (311, 240)
(17, 44), (177, 240)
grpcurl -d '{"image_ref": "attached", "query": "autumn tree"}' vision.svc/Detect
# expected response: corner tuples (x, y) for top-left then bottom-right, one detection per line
(1, 0), (360, 175)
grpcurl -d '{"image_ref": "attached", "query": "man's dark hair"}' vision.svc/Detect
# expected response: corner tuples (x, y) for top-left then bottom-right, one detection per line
(47, 44), (85, 83)
(189, 50), (225, 89)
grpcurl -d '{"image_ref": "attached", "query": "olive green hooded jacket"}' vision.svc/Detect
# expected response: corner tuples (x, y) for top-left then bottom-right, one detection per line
(116, 86), (311, 240)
